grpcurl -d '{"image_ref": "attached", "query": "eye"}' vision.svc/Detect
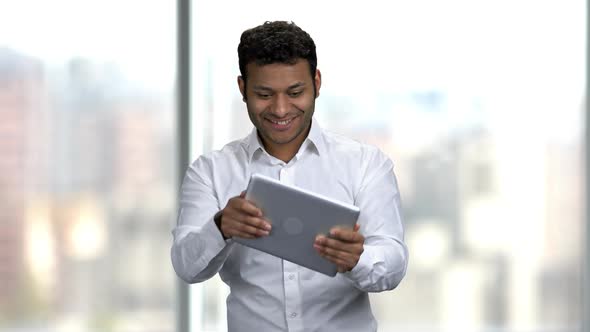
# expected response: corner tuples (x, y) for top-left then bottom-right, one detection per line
(288, 91), (303, 98)
(256, 93), (271, 99)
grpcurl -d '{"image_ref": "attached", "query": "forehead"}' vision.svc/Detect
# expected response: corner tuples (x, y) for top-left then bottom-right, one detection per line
(245, 60), (312, 88)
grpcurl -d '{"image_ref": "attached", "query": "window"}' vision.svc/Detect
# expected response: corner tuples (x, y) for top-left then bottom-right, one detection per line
(189, 1), (585, 331)
(0, 1), (177, 331)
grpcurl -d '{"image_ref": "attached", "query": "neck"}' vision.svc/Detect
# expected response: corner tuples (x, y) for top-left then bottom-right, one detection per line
(260, 125), (311, 163)
(266, 143), (301, 163)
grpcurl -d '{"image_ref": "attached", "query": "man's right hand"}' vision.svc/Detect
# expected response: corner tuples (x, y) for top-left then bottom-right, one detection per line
(216, 191), (271, 239)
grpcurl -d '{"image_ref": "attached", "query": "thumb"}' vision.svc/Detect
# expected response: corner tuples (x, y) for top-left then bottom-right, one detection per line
(240, 191), (246, 198)
(353, 223), (360, 232)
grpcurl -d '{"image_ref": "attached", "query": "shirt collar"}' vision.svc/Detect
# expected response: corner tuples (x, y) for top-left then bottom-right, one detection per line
(245, 117), (327, 161)
(306, 118), (327, 156)
(246, 127), (264, 160)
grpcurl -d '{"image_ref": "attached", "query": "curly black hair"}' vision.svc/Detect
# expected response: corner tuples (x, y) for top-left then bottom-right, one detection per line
(238, 21), (317, 84)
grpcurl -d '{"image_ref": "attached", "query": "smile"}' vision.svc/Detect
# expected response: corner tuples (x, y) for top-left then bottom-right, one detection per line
(269, 118), (293, 125)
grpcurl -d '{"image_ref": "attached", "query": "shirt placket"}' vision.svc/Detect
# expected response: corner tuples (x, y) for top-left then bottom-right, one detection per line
(279, 163), (303, 332)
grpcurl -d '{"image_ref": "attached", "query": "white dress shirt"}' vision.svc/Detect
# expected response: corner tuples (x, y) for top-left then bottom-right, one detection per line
(171, 119), (408, 332)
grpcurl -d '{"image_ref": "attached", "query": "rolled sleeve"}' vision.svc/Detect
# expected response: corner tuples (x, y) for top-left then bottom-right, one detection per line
(344, 149), (409, 292)
(170, 157), (235, 283)
(171, 217), (235, 283)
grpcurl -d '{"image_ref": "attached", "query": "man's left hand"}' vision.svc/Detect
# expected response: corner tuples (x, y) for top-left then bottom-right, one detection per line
(314, 224), (364, 273)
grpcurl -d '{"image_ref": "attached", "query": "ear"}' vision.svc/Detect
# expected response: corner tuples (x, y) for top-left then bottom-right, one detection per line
(237, 76), (246, 102)
(314, 69), (322, 98)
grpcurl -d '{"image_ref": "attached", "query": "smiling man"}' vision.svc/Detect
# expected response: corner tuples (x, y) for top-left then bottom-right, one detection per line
(171, 21), (408, 332)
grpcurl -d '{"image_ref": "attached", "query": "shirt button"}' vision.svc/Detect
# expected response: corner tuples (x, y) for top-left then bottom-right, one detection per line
(288, 274), (295, 280)
(290, 312), (297, 318)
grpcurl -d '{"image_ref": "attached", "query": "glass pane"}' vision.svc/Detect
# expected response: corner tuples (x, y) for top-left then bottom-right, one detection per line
(0, 1), (177, 331)
(190, 1), (585, 331)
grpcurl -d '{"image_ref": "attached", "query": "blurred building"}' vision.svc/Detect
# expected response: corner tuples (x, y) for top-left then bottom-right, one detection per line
(319, 90), (583, 330)
(0, 48), (47, 318)
(47, 58), (176, 324)
(0, 50), (175, 329)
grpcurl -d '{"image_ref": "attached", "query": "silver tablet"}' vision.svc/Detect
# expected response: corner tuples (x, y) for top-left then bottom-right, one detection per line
(233, 173), (360, 277)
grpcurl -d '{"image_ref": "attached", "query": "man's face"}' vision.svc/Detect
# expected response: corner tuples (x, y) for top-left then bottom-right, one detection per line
(238, 60), (321, 157)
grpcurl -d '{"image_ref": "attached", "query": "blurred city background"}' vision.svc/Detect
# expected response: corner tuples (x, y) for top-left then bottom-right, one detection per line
(0, 0), (586, 332)
(0, 1), (177, 331)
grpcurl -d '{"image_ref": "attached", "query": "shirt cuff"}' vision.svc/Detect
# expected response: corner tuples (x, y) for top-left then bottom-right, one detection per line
(197, 217), (230, 264)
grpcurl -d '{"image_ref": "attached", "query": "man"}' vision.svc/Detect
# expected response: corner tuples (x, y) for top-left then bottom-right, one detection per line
(171, 21), (408, 332)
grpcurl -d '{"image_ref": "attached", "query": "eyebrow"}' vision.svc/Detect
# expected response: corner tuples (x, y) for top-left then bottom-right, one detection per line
(252, 82), (306, 92)
(287, 82), (306, 90)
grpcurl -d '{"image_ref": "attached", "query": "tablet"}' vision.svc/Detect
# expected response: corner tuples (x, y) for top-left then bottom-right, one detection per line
(233, 173), (360, 277)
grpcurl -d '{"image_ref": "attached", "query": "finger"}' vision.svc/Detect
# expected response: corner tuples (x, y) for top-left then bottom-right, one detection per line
(226, 217), (270, 236)
(317, 250), (355, 272)
(238, 222), (270, 236)
(314, 240), (359, 271)
(327, 256), (354, 272)
(223, 224), (266, 239)
(227, 211), (270, 229)
(329, 228), (364, 243)
(240, 191), (246, 198)
(245, 216), (272, 232)
(315, 243), (358, 262)
(234, 199), (263, 217)
(329, 224), (359, 234)
(316, 236), (363, 254)
(221, 221), (258, 239)
(223, 207), (272, 232)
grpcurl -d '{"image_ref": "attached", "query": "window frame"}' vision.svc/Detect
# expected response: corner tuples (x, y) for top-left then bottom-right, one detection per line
(176, 0), (191, 331)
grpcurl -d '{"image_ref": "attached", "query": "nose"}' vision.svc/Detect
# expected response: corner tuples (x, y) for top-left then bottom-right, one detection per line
(271, 94), (289, 118)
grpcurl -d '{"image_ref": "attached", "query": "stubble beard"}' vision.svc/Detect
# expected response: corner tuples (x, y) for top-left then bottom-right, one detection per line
(248, 106), (314, 147)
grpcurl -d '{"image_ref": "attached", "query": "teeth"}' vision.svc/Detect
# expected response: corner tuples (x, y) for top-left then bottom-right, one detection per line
(271, 119), (292, 125)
